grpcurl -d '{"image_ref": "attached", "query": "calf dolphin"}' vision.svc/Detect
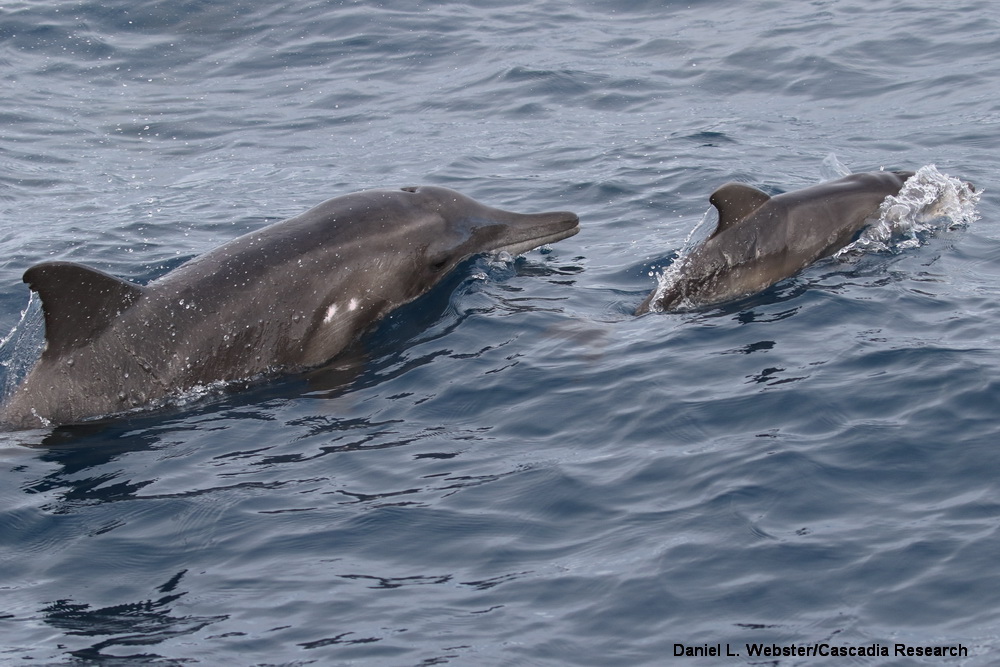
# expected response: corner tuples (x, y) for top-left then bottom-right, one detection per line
(636, 170), (915, 313)
(1, 186), (579, 429)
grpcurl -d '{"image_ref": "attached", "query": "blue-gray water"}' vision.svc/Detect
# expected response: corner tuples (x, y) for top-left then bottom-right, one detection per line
(2, 1), (999, 665)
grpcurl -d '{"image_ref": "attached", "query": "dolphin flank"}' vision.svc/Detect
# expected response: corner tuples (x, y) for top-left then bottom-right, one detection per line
(636, 170), (916, 314)
(1, 186), (579, 429)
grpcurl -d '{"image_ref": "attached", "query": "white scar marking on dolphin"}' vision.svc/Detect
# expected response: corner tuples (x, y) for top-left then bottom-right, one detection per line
(348, 298), (358, 311)
(323, 303), (338, 323)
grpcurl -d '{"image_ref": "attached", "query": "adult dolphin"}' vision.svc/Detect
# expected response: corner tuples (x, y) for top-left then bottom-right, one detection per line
(636, 170), (915, 314)
(1, 186), (579, 429)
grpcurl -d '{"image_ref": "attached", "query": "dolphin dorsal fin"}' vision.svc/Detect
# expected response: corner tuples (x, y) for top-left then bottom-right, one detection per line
(708, 182), (772, 239)
(23, 261), (145, 356)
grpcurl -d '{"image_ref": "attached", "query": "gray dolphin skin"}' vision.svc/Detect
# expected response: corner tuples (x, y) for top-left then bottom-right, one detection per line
(636, 170), (915, 314)
(1, 186), (579, 429)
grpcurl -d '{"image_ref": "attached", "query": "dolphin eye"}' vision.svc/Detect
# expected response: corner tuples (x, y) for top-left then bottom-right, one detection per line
(430, 258), (448, 272)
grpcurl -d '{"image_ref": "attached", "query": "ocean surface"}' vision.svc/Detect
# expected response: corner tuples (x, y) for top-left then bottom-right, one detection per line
(1, 1), (998, 664)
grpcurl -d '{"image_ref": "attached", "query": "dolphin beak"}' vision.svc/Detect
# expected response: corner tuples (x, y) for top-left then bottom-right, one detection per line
(494, 210), (580, 256)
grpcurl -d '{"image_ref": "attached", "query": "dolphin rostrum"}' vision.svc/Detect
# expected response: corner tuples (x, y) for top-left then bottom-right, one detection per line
(636, 170), (915, 314)
(1, 186), (579, 429)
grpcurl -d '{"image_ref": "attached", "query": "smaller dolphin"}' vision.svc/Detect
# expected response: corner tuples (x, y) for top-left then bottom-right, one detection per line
(1, 186), (579, 429)
(636, 170), (915, 313)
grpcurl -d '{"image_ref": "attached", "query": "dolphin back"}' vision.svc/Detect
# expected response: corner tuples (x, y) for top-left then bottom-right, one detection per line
(638, 170), (917, 314)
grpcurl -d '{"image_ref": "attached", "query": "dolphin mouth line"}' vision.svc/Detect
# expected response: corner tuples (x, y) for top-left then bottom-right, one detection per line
(496, 223), (579, 256)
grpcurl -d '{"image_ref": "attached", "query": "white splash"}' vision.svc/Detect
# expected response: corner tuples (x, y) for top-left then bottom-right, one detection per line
(29, 408), (52, 428)
(820, 152), (853, 180)
(0, 292), (37, 351)
(0, 293), (45, 398)
(165, 380), (232, 410)
(487, 250), (515, 269)
(835, 164), (980, 257)
(646, 206), (718, 312)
